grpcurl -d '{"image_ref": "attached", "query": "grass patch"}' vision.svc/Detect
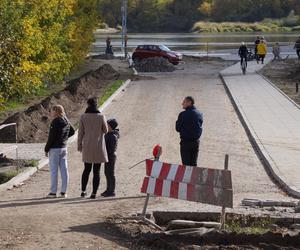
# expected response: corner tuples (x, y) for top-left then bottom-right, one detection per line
(0, 170), (19, 184)
(0, 159), (40, 184)
(225, 215), (273, 234)
(24, 159), (39, 168)
(98, 80), (124, 106)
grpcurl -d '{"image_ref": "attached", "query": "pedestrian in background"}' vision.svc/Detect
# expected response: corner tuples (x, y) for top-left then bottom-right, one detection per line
(294, 36), (300, 59)
(176, 96), (203, 167)
(101, 118), (120, 197)
(78, 97), (108, 199)
(272, 42), (281, 60)
(261, 36), (267, 45)
(254, 36), (260, 60)
(257, 40), (267, 64)
(45, 105), (75, 198)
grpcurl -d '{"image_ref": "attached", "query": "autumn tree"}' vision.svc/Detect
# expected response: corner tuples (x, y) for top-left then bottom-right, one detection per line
(199, 0), (213, 18)
(0, 0), (98, 106)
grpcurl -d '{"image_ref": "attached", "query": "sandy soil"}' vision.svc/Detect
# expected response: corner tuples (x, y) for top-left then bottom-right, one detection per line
(0, 58), (297, 250)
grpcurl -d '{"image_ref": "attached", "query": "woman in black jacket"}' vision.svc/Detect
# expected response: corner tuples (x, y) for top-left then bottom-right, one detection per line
(45, 105), (74, 198)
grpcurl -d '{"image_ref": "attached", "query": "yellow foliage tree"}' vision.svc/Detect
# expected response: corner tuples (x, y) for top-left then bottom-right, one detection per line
(199, 1), (213, 18)
(0, 0), (98, 106)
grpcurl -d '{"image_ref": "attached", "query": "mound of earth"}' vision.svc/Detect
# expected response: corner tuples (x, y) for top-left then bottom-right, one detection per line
(134, 57), (176, 72)
(260, 59), (300, 105)
(0, 64), (120, 143)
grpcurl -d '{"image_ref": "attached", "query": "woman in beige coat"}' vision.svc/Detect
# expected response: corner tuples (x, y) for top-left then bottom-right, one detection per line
(78, 97), (108, 199)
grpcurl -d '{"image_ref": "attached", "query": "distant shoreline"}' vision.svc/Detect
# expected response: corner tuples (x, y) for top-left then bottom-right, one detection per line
(192, 21), (300, 33)
(95, 27), (119, 34)
(95, 21), (300, 34)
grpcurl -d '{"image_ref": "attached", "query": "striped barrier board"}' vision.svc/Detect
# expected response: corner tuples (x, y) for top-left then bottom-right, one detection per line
(141, 159), (233, 208)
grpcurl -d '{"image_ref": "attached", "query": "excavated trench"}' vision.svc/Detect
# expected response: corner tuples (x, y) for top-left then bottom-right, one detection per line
(102, 212), (300, 249)
(0, 64), (121, 143)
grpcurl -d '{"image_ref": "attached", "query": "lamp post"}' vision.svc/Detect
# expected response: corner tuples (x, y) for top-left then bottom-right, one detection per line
(121, 0), (128, 59)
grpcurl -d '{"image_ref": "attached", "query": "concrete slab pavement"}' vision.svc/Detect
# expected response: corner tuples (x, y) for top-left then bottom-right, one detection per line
(220, 59), (300, 197)
(0, 143), (45, 160)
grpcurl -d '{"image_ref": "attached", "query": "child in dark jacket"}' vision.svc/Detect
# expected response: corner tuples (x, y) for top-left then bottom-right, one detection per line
(101, 118), (120, 197)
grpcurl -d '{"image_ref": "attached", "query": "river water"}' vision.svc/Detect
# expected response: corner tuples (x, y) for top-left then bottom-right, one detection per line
(92, 32), (299, 58)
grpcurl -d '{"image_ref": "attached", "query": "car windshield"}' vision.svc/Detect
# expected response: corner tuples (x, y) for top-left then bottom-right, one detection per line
(159, 45), (171, 52)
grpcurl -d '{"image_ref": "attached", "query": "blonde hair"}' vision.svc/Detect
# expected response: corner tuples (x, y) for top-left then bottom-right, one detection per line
(51, 105), (65, 116)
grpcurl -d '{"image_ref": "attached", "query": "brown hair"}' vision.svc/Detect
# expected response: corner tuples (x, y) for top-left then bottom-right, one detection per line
(51, 105), (65, 116)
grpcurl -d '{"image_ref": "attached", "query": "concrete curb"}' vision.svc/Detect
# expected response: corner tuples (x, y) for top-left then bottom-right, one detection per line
(0, 79), (132, 192)
(220, 70), (300, 198)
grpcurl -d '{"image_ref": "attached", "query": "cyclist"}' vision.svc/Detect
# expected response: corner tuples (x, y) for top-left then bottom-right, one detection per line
(238, 42), (248, 67)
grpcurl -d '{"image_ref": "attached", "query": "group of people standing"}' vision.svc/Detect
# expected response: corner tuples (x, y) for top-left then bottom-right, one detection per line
(45, 97), (119, 199)
(238, 36), (268, 67)
(240, 35), (300, 66)
(254, 36), (268, 63)
(44, 95), (204, 199)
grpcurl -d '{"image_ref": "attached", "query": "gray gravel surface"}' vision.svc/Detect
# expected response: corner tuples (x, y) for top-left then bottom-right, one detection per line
(0, 58), (297, 250)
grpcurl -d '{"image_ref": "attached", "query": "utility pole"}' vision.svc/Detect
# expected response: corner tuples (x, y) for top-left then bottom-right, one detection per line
(121, 0), (128, 59)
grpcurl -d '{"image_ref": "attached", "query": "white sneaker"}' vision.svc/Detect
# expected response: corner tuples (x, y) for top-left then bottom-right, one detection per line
(59, 193), (68, 198)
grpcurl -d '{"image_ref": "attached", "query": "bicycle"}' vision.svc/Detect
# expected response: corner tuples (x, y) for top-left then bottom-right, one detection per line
(247, 48), (255, 61)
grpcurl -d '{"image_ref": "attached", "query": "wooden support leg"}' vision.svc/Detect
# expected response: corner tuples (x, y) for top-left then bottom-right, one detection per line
(220, 154), (229, 230)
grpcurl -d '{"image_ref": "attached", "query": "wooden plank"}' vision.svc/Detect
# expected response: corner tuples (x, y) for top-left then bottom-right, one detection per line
(146, 159), (232, 189)
(141, 177), (233, 208)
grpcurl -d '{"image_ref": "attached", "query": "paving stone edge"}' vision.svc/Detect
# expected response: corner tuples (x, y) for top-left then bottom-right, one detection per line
(220, 71), (300, 198)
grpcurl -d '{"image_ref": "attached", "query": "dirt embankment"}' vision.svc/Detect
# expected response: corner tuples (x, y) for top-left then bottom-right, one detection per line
(0, 64), (120, 143)
(134, 57), (176, 72)
(260, 59), (300, 105)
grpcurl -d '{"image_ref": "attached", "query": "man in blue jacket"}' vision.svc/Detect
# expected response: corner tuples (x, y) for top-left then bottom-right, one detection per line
(176, 96), (203, 166)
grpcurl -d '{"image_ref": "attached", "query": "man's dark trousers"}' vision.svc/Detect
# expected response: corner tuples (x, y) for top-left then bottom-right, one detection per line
(180, 140), (200, 166)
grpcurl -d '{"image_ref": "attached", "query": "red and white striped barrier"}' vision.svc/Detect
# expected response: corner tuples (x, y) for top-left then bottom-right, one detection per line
(141, 159), (233, 208)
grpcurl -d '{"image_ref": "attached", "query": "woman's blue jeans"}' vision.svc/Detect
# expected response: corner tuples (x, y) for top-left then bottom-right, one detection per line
(49, 148), (69, 194)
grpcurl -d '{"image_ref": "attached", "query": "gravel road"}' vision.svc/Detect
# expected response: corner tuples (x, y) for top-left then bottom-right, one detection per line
(0, 58), (295, 250)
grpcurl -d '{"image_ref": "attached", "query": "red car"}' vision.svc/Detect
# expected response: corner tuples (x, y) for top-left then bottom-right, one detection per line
(132, 45), (182, 65)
